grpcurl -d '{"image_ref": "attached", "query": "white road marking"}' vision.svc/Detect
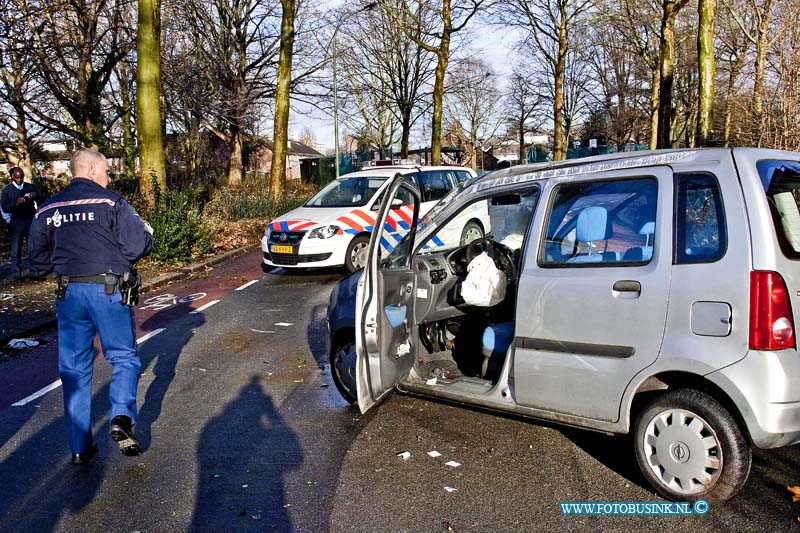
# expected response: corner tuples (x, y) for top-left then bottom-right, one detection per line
(12, 380), (62, 407)
(235, 279), (259, 291)
(190, 300), (220, 314)
(137, 328), (165, 344)
(12, 326), (167, 407)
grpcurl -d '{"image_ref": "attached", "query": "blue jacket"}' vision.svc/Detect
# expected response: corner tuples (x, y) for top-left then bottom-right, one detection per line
(29, 178), (153, 276)
(1, 181), (40, 221)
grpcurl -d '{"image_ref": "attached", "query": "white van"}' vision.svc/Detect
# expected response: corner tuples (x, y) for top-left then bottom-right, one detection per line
(262, 166), (480, 272)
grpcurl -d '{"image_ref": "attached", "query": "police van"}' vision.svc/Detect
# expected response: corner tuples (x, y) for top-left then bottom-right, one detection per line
(262, 166), (481, 273)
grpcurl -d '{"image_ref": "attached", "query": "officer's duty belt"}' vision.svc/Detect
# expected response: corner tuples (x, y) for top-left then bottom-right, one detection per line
(63, 274), (114, 283)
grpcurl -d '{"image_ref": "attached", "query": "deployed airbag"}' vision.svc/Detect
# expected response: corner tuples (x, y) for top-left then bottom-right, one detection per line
(461, 252), (506, 307)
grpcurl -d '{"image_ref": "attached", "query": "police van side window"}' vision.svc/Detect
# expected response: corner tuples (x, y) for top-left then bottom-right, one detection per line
(674, 173), (727, 264)
(419, 171), (453, 202)
(539, 178), (658, 267)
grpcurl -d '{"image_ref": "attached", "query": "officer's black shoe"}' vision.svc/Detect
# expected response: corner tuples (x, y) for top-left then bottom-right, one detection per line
(71, 443), (99, 466)
(109, 415), (141, 457)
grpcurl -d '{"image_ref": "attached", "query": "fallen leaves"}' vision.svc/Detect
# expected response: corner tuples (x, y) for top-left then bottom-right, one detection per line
(789, 485), (800, 502)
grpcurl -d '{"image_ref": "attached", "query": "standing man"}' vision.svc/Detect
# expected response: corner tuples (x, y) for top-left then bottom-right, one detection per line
(29, 148), (154, 465)
(1, 167), (40, 281)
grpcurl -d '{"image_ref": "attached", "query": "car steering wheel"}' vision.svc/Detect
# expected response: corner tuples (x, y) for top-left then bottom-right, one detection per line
(465, 238), (516, 280)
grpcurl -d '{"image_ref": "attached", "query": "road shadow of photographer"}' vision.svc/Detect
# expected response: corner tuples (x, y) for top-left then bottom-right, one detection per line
(192, 375), (302, 531)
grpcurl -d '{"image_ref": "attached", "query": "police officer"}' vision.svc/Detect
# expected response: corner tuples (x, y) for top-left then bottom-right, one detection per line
(1, 167), (40, 281)
(29, 148), (154, 465)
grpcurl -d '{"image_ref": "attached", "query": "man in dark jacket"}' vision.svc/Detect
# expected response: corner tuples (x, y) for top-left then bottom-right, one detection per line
(29, 148), (154, 465)
(1, 167), (40, 281)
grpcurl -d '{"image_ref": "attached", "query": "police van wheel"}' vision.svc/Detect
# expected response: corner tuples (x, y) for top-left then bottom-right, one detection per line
(460, 221), (484, 245)
(330, 333), (358, 404)
(633, 388), (751, 503)
(345, 235), (370, 274)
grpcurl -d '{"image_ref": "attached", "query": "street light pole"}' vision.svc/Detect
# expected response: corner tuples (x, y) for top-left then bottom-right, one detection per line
(333, 2), (377, 179)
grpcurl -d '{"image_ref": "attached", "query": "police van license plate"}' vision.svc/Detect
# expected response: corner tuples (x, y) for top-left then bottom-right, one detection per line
(271, 245), (293, 254)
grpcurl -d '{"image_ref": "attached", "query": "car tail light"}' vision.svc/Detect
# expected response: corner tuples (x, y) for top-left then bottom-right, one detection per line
(749, 271), (795, 350)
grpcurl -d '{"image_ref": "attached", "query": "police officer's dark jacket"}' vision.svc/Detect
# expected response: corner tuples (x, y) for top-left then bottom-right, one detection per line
(30, 178), (153, 276)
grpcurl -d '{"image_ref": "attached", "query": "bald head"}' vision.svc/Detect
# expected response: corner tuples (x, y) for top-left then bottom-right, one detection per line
(70, 148), (110, 188)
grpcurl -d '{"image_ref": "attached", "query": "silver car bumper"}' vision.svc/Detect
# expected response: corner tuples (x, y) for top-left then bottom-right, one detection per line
(707, 349), (800, 449)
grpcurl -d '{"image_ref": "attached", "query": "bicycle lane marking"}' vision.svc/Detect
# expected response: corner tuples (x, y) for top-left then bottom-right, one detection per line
(11, 328), (167, 407)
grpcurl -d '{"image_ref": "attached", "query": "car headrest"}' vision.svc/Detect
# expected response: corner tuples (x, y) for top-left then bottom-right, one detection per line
(576, 206), (612, 242)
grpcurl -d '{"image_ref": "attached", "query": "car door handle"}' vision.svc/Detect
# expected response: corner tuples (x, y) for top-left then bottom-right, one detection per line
(613, 280), (641, 299)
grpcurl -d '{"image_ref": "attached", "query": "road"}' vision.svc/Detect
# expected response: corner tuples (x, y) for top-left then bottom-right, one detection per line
(0, 250), (797, 532)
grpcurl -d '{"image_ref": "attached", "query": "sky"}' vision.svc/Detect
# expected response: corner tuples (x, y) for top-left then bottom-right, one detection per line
(286, 16), (519, 151)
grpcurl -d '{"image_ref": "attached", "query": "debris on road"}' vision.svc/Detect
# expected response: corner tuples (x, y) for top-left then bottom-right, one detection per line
(396, 451), (411, 460)
(274, 322), (294, 327)
(444, 487), (458, 493)
(427, 450), (442, 458)
(7, 338), (39, 349)
(444, 461), (461, 468)
(425, 377), (437, 385)
(251, 329), (275, 334)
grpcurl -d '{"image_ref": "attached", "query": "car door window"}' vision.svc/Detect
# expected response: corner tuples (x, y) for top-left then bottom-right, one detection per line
(419, 171), (453, 202)
(675, 173), (727, 263)
(540, 178), (658, 266)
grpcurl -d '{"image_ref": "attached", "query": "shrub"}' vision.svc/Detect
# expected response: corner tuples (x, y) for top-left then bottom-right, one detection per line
(204, 184), (314, 222)
(146, 185), (212, 263)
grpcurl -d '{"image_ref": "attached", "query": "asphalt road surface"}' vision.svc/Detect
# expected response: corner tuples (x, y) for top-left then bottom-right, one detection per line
(0, 250), (798, 532)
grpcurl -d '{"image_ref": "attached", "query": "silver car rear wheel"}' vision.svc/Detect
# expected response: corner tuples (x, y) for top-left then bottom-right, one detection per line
(634, 389), (751, 503)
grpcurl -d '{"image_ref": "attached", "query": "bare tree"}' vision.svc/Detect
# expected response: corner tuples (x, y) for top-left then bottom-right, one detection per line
(504, 69), (545, 163)
(499, 0), (597, 160)
(381, 0), (483, 164)
(14, 0), (135, 150)
(444, 58), (503, 169)
(721, 0), (800, 145)
(338, 1), (437, 157)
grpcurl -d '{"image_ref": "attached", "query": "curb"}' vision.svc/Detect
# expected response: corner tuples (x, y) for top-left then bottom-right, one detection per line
(0, 243), (261, 345)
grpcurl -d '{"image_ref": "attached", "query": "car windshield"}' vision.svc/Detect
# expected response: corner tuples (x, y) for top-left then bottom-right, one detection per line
(757, 159), (800, 259)
(305, 176), (388, 208)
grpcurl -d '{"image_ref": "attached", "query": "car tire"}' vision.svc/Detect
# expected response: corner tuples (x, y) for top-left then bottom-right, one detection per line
(345, 235), (370, 274)
(330, 333), (357, 404)
(460, 220), (484, 246)
(633, 388), (751, 503)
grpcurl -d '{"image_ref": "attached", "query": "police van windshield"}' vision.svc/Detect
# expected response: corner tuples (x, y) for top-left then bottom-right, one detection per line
(757, 159), (800, 260)
(305, 176), (388, 208)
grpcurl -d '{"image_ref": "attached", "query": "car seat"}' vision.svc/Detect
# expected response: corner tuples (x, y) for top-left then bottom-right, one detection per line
(622, 205), (655, 261)
(567, 206), (618, 262)
(481, 322), (514, 379)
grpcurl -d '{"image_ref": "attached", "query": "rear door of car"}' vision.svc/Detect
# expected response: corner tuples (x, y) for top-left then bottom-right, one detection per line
(513, 167), (673, 422)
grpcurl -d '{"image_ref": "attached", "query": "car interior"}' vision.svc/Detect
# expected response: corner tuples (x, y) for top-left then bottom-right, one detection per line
(406, 189), (539, 386)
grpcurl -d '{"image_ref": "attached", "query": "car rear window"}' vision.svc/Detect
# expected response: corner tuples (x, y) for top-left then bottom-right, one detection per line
(757, 160), (800, 260)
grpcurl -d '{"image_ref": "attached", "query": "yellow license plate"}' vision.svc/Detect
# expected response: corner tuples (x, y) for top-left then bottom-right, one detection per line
(271, 245), (293, 254)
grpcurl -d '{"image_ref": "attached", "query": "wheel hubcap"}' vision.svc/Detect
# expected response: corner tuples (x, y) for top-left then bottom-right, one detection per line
(351, 241), (368, 270)
(464, 227), (482, 243)
(333, 342), (357, 397)
(643, 408), (723, 495)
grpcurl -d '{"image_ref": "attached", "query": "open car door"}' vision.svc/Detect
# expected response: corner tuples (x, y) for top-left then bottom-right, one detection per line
(355, 176), (421, 413)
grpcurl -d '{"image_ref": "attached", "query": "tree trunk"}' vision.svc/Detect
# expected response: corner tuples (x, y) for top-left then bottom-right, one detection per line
(519, 122), (526, 164)
(656, 0), (682, 148)
(430, 41), (450, 165)
(752, 0), (772, 147)
(696, 0), (716, 146)
(649, 68), (660, 149)
(228, 127), (244, 187)
(270, 0), (295, 199)
(552, 1), (569, 160)
(118, 61), (137, 182)
(723, 54), (744, 146)
(137, 0), (167, 206)
(400, 106), (412, 158)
